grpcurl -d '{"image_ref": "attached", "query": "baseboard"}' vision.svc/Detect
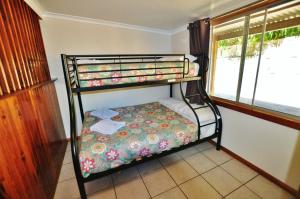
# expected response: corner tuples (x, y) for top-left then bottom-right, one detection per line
(209, 140), (297, 196)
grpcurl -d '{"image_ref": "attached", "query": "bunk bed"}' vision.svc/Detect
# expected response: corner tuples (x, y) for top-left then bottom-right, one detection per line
(61, 54), (222, 199)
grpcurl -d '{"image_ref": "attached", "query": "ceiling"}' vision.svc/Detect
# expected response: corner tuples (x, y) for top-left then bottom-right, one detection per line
(37, 0), (259, 31)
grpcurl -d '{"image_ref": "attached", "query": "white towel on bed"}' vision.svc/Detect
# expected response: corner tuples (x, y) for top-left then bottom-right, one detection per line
(90, 119), (125, 135)
(90, 109), (119, 119)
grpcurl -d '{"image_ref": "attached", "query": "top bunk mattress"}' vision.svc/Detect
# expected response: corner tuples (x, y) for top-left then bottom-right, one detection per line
(78, 62), (199, 87)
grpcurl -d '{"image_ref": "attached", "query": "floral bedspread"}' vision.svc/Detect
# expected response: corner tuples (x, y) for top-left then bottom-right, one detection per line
(79, 102), (197, 178)
(78, 62), (198, 87)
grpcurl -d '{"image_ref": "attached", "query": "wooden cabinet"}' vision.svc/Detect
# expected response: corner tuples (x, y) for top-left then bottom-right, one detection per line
(0, 0), (66, 198)
(0, 82), (66, 199)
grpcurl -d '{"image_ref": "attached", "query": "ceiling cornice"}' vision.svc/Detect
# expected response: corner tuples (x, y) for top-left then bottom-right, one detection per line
(43, 12), (178, 35)
(171, 25), (188, 35)
(24, 0), (45, 18)
(33, 0), (259, 36)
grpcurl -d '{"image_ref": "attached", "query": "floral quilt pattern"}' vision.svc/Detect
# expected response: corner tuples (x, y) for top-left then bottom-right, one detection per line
(79, 102), (197, 178)
(78, 62), (198, 87)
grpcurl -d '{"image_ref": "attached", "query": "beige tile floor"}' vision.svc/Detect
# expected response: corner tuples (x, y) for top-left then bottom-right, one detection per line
(54, 142), (295, 199)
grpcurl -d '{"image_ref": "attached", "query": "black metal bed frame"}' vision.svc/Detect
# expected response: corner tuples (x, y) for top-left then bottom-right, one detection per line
(61, 54), (222, 199)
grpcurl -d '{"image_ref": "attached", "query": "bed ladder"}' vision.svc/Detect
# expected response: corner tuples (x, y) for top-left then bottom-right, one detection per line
(179, 79), (222, 150)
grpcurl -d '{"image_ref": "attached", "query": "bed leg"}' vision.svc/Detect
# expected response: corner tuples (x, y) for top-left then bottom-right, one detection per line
(77, 180), (87, 199)
(216, 132), (222, 151)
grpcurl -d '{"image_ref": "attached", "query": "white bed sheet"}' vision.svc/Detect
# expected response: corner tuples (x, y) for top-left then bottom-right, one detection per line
(159, 98), (219, 138)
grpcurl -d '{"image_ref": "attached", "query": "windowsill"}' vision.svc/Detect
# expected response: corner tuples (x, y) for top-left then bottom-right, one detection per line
(210, 96), (300, 130)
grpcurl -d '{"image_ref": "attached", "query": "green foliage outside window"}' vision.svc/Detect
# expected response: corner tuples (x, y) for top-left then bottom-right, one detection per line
(218, 26), (300, 57)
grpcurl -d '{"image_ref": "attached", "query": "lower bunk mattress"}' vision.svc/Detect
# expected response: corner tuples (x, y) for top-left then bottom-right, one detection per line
(79, 101), (216, 178)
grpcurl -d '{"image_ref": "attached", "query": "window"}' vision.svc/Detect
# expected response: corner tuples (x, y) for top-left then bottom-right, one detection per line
(210, 1), (300, 117)
(211, 17), (246, 101)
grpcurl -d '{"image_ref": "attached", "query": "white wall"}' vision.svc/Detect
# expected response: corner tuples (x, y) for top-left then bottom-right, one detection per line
(219, 107), (300, 190)
(171, 30), (189, 54)
(40, 17), (172, 138)
(171, 30), (300, 190)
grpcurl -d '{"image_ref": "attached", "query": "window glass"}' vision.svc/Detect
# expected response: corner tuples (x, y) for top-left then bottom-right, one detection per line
(239, 11), (266, 104)
(254, 10), (300, 116)
(211, 17), (245, 100)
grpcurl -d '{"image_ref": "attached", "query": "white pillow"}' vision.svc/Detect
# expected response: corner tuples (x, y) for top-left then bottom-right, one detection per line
(185, 55), (197, 62)
(158, 98), (217, 125)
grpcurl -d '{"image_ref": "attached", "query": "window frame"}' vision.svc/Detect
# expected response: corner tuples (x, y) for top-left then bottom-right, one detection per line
(211, 96), (300, 130)
(209, 1), (300, 129)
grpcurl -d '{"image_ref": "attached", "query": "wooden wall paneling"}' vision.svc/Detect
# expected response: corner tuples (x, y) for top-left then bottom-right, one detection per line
(33, 14), (51, 81)
(0, 0), (50, 91)
(0, 82), (66, 199)
(0, 0), (66, 199)
(0, 59), (9, 95)
(29, 83), (65, 198)
(28, 85), (62, 196)
(2, 0), (27, 88)
(0, 10), (19, 92)
(34, 20), (46, 81)
(0, 96), (45, 199)
(0, 0), (66, 198)
(19, 0), (36, 84)
(0, 1), (24, 88)
(26, 6), (39, 83)
(7, 0), (30, 87)
(0, 83), (2, 96)
(12, 96), (49, 199)
(36, 19), (51, 80)
(35, 12), (50, 81)
(21, 88), (54, 198)
(30, 11), (42, 82)
(0, 130), (30, 199)
(30, 11), (45, 82)
(21, 1), (38, 84)
(14, 0), (34, 85)
(27, 4), (47, 83)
